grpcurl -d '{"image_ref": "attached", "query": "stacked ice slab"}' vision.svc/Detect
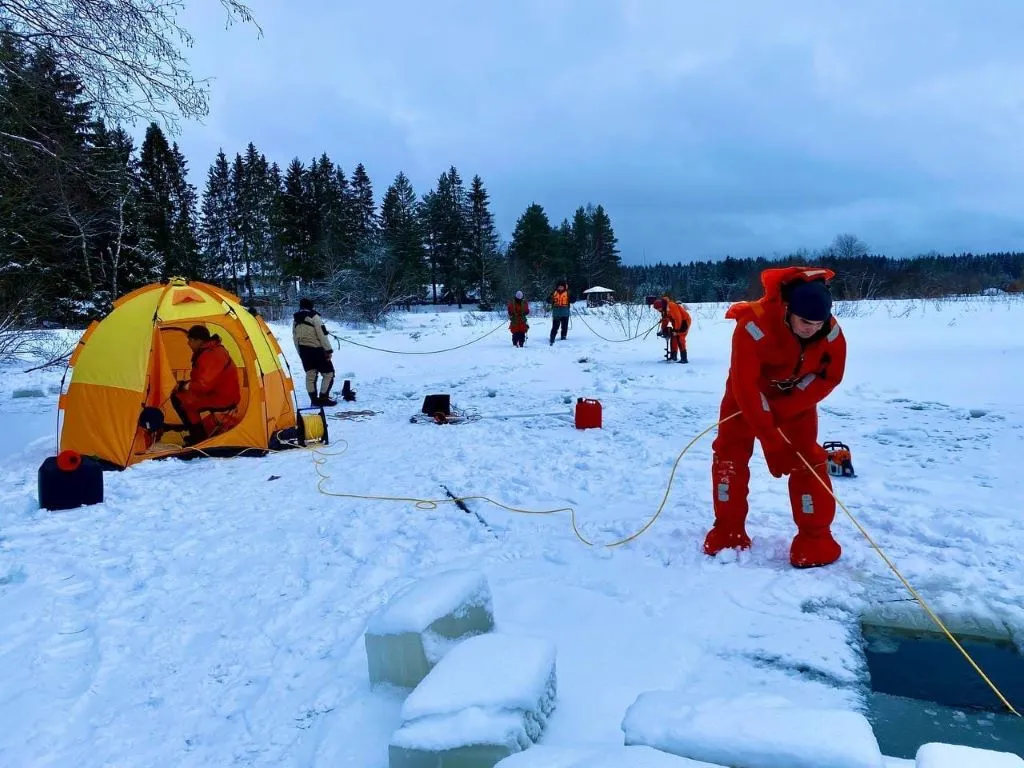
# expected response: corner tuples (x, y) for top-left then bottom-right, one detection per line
(389, 632), (558, 767)
(365, 569), (496, 689)
(364, 569), (558, 768)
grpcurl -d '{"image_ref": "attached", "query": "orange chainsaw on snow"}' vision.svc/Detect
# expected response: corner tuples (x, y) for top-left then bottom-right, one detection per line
(824, 441), (856, 477)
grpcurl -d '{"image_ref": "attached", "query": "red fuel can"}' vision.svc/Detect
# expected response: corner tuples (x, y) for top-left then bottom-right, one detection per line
(575, 398), (602, 429)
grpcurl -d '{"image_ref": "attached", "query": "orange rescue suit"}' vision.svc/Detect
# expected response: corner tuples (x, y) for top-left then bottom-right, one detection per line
(175, 339), (241, 424)
(659, 298), (691, 357)
(705, 266), (847, 568)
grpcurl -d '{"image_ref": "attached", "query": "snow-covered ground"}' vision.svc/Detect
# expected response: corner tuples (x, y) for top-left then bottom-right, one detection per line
(2, 295), (1023, 766)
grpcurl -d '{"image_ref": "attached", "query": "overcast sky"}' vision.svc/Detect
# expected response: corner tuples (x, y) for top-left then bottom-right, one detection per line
(161, 0), (1024, 264)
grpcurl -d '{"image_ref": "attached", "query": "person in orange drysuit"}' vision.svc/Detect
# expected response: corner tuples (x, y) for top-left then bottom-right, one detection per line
(704, 266), (847, 568)
(170, 325), (241, 445)
(508, 290), (530, 347)
(652, 296), (691, 363)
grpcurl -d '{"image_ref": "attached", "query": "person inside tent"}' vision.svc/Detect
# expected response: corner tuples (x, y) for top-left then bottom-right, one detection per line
(508, 290), (530, 347)
(704, 266), (847, 569)
(292, 298), (337, 407)
(170, 325), (242, 446)
(652, 295), (692, 363)
(549, 280), (571, 345)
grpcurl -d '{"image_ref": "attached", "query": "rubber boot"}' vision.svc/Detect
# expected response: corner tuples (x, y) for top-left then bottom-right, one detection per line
(704, 455), (752, 555)
(679, 348), (688, 364)
(788, 463), (841, 568)
(319, 392), (338, 407)
(308, 391), (320, 407)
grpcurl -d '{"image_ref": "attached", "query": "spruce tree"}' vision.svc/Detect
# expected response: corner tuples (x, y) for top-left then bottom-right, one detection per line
(418, 189), (441, 303)
(275, 158), (311, 280)
(236, 142), (276, 298)
(199, 150), (235, 289)
(0, 41), (97, 318)
(228, 152), (252, 293)
(169, 141), (200, 279)
(327, 163), (353, 268)
(466, 174), (501, 306)
(349, 162), (378, 254)
(137, 124), (174, 276)
(137, 123), (199, 280)
(508, 203), (554, 298)
(265, 160), (284, 294)
(305, 154), (347, 279)
(420, 167), (469, 304)
(590, 204), (620, 286)
(380, 171), (426, 298)
(569, 206), (593, 288)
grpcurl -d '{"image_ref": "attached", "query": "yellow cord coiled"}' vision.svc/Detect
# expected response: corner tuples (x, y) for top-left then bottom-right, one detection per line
(301, 411), (326, 443)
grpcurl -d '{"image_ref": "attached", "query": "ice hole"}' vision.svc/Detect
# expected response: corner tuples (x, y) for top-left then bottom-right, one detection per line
(860, 610), (1024, 760)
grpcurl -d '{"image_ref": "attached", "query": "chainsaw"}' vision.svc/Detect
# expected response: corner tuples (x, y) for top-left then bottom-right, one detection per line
(824, 440), (856, 477)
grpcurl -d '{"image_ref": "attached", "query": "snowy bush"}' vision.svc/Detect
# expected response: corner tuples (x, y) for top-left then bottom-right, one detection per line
(320, 242), (420, 325)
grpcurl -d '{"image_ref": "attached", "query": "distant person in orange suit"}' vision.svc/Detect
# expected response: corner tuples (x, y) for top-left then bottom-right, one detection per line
(704, 267), (847, 568)
(652, 296), (691, 363)
(508, 290), (530, 347)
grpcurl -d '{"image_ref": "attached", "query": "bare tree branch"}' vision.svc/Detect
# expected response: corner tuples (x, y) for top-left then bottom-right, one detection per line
(0, 0), (262, 133)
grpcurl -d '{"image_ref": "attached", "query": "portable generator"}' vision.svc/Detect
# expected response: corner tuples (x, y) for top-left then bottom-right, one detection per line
(824, 441), (855, 477)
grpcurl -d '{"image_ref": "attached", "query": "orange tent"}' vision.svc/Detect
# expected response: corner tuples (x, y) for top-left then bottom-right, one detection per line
(58, 278), (298, 468)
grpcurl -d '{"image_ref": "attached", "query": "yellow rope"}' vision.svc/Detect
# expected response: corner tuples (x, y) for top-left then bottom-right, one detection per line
(300, 411), (327, 442)
(167, 405), (1021, 717)
(776, 425), (1021, 717)
(309, 412), (738, 549)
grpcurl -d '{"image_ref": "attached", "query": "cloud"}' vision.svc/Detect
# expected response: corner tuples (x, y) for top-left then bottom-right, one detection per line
(156, 0), (1024, 262)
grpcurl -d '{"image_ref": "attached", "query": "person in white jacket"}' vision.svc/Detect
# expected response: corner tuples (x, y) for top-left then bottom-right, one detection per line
(292, 298), (337, 406)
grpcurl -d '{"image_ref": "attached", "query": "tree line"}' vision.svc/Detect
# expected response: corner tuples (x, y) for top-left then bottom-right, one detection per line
(3, 26), (1022, 330)
(624, 233), (1024, 304)
(0, 32), (622, 324)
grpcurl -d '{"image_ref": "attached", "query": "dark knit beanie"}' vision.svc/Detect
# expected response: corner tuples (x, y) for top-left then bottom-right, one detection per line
(787, 280), (832, 322)
(187, 324), (211, 341)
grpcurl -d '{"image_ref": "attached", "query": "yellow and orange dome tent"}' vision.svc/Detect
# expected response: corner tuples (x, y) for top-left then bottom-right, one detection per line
(58, 278), (298, 468)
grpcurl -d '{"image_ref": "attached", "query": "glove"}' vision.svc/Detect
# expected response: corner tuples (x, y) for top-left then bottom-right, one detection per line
(762, 437), (800, 478)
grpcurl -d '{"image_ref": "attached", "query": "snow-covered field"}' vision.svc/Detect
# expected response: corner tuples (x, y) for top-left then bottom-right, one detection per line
(2, 295), (1023, 766)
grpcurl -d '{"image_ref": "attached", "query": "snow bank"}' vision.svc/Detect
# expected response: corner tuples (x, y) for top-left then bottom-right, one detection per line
(496, 744), (726, 766)
(389, 632), (557, 762)
(622, 691), (885, 768)
(365, 568), (495, 687)
(915, 743), (1024, 767)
